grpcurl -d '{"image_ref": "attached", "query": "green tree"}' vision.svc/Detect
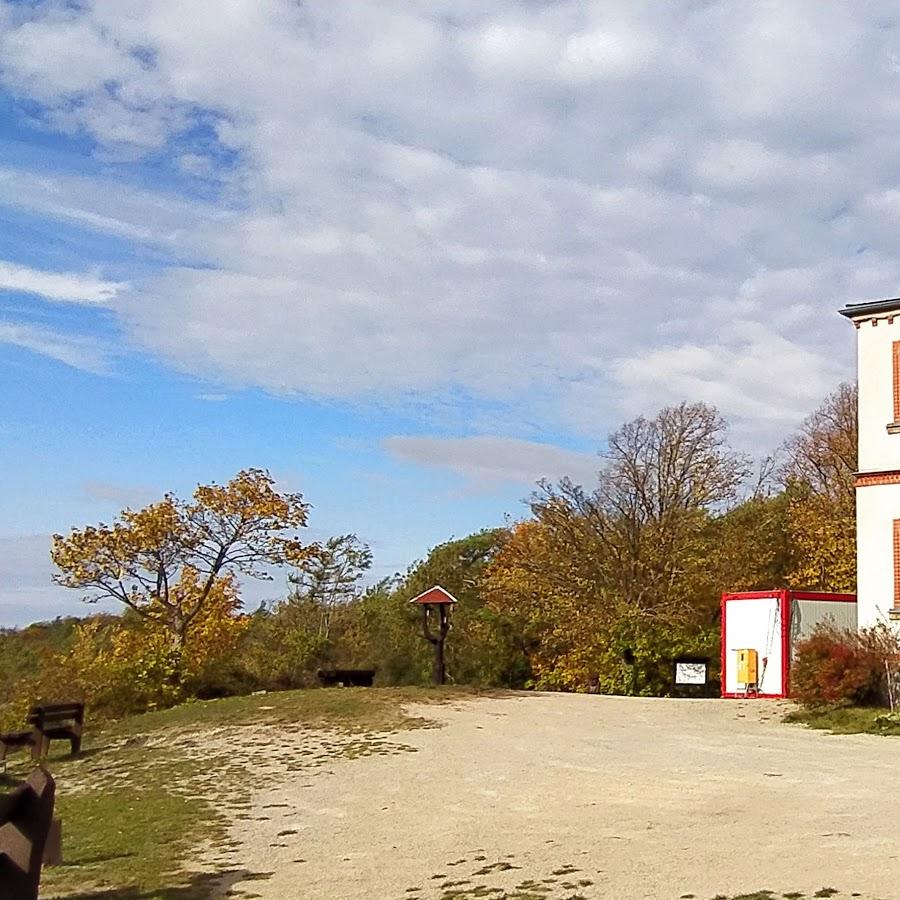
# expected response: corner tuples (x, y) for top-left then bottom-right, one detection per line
(287, 533), (373, 640)
(396, 529), (525, 685)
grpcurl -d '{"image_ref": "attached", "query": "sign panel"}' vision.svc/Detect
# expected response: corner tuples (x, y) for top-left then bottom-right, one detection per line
(674, 661), (708, 685)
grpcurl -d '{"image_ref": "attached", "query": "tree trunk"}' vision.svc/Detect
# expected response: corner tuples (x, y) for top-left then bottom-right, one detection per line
(433, 630), (446, 686)
(420, 604), (450, 686)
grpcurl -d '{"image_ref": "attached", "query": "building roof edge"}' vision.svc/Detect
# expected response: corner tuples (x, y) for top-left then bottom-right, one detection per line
(839, 297), (900, 319)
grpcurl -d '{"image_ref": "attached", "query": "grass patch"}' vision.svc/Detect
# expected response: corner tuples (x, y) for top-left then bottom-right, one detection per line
(712, 892), (857, 900)
(784, 705), (900, 735)
(112, 683), (493, 735)
(1, 686), (491, 898)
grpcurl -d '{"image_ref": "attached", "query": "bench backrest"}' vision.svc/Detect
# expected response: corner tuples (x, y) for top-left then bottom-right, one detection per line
(317, 669), (376, 686)
(26, 703), (84, 729)
(0, 767), (56, 900)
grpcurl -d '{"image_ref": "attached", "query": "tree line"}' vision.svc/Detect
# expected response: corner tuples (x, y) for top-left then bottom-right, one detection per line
(0, 384), (857, 725)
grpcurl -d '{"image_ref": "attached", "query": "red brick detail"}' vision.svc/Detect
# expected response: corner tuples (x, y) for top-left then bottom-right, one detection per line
(894, 341), (900, 422)
(856, 470), (900, 487)
(894, 520), (900, 609)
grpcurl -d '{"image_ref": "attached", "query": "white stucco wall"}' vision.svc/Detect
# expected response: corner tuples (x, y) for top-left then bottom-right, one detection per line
(856, 483), (900, 627)
(851, 311), (900, 628)
(857, 316), (900, 471)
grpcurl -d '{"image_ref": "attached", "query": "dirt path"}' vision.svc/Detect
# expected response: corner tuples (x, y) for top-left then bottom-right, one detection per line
(206, 693), (900, 899)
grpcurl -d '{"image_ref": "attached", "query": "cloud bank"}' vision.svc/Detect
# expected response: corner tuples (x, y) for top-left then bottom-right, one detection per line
(385, 435), (600, 489)
(0, 1), (893, 438)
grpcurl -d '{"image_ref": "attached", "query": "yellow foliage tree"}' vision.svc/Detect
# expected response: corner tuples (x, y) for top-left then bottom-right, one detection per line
(482, 520), (607, 690)
(40, 572), (248, 715)
(51, 468), (312, 667)
(781, 383), (857, 592)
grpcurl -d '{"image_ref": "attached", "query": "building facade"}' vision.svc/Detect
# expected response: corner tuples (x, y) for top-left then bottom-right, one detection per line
(840, 298), (900, 627)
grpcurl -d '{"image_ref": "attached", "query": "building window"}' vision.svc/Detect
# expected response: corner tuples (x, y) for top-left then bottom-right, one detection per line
(894, 341), (900, 423)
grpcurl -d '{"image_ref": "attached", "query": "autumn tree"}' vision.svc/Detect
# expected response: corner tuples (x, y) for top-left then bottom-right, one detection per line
(481, 519), (585, 688)
(51, 469), (312, 655)
(484, 402), (749, 692)
(781, 383), (857, 591)
(708, 491), (791, 593)
(533, 401), (749, 623)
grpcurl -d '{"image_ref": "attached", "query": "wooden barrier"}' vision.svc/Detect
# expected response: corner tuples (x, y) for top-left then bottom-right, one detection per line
(0, 767), (57, 900)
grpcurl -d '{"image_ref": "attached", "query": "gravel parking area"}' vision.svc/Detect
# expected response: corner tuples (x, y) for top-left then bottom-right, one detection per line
(220, 693), (898, 899)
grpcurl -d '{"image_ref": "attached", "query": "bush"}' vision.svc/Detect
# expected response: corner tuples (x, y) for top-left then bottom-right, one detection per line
(792, 623), (898, 708)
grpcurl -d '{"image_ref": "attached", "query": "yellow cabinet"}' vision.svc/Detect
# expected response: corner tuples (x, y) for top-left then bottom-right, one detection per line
(736, 648), (758, 685)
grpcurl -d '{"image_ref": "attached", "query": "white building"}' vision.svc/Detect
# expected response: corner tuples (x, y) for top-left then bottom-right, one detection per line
(840, 297), (900, 627)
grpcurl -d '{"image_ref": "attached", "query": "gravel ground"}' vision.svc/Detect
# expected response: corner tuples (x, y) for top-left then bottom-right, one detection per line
(215, 693), (900, 900)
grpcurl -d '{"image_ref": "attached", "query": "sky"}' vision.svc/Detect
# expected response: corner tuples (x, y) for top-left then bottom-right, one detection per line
(0, 0), (892, 626)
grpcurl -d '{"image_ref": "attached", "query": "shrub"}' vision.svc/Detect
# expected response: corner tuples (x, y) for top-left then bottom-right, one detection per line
(792, 623), (898, 708)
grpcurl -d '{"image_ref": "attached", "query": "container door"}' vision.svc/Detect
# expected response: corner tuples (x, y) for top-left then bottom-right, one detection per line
(724, 595), (784, 696)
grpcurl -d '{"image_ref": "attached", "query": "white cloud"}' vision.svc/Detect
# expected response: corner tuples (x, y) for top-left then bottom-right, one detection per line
(0, 166), (224, 249)
(0, 260), (124, 304)
(1, 1), (897, 442)
(0, 321), (110, 373)
(610, 327), (835, 430)
(385, 435), (599, 489)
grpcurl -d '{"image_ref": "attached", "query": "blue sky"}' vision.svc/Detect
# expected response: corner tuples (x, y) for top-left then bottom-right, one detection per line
(0, 1), (892, 625)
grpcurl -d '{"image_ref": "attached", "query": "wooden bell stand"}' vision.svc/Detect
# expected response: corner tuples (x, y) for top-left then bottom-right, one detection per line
(409, 585), (459, 685)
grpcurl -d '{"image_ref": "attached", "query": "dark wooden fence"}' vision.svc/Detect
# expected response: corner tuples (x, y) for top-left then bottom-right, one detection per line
(0, 767), (57, 900)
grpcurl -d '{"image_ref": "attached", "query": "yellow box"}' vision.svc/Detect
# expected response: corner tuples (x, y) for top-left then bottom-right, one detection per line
(736, 648), (758, 685)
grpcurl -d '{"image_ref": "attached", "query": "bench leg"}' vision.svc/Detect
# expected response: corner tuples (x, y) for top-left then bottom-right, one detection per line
(44, 818), (63, 866)
(70, 735), (82, 756)
(31, 734), (49, 760)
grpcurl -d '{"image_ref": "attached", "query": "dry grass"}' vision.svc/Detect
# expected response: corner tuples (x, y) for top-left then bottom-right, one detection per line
(0, 686), (493, 899)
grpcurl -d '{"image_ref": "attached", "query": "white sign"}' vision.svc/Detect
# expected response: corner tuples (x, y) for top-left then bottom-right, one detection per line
(675, 662), (707, 685)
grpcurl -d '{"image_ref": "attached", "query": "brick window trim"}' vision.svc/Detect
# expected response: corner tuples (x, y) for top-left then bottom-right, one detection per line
(894, 520), (900, 609)
(856, 470), (900, 487)
(894, 341), (900, 423)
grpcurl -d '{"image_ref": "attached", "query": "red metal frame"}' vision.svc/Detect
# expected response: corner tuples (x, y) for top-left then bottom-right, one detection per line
(780, 589), (790, 699)
(787, 591), (856, 603)
(720, 589), (856, 699)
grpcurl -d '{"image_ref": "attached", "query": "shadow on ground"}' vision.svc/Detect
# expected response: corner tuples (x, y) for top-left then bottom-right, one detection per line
(50, 868), (272, 900)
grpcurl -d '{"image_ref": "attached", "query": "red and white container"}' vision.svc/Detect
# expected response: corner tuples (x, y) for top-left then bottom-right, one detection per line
(720, 590), (857, 698)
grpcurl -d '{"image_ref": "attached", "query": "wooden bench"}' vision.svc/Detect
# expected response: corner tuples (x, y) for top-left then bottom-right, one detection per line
(317, 669), (376, 687)
(0, 703), (84, 763)
(0, 767), (58, 900)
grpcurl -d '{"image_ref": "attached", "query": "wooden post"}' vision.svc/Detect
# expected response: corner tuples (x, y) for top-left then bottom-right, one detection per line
(421, 603), (450, 685)
(410, 586), (457, 686)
